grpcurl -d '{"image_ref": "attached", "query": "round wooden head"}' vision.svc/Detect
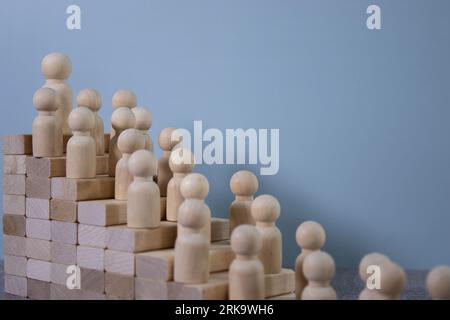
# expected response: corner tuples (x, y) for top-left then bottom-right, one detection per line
(111, 107), (136, 132)
(68, 107), (95, 132)
(128, 149), (157, 178)
(358, 253), (390, 281)
(118, 128), (145, 155)
(77, 89), (102, 112)
(169, 148), (195, 174)
(251, 194), (280, 224)
(426, 266), (450, 299)
(33, 87), (58, 112)
(231, 224), (262, 256)
(41, 52), (72, 80)
(180, 173), (209, 200)
(295, 221), (326, 250)
(378, 262), (406, 297)
(132, 107), (152, 131)
(158, 128), (180, 151)
(230, 170), (258, 197)
(178, 200), (208, 230)
(303, 250), (336, 283)
(112, 90), (137, 109)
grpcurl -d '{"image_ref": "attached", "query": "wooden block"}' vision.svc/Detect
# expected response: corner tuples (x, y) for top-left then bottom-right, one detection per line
(50, 199), (77, 222)
(77, 246), (104, 271)
(51, 176), (115, 201)
(3, 235), (26, 256)
(51, 241), (77, 265)
(28, 279), (51, 300)
(211, 218), (230, 242)
(26, 176), (51, 199)
(106, 221), (177, 253)
(4, 275), (27, 297)
(135, 278), (168, 300)
(4, 155), (27, 174)
(167, 272), (229, 300)
(51, 220), (77, 244)
(51, 262), (70, 285)
(3, 194), (25, 215)
(105, 250), (135, 276)
(26, 218), (51, 240)
(26, 238), (51, 261)
(50, 283), (80, 300)
(27, 259), (51, 282)
(26, 198), (50, 219)
(78, 224), (106, 248)
(105, 273), (134, 300)
(79, 290), (106, 300)
(4, 254), (27, 277)
(96, 155), (109, 176)
(264, 269), (295, 298)
(104, 134), (110, 153)
(266, 292), (296, 300)
(3, 174), (26, 195)
(3, 135), (32, 155)
(78, 199), (126, 226)
(3, 214), (25, 236)
(80, 267), (105, 293)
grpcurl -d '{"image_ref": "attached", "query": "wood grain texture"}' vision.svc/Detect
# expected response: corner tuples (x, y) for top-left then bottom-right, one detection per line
(264, 269), (295, 298)
(50, 262), (70, 285)
(167, 271), (229, 300)
(26, 218), (51, 240)
(211, 218), (230, 242)
(78, 224), (106, 248)
(26, 238), (52, 261)
(3, 235), (26, 256)
(51, 176), (115, 201)
(26, 176), (51, 199)
(78, 199), (126, 226)
(27, 259), (51, 282)
(4, 275), (27, 297)
(26, 198), (50, 219)
(3, 174), (26, 195)
(3, 194), (25, 215)
(3, 214), (26, 236)
(51, 220), (77, 244)
(266, 292), (296, 300)
(3, 135), (33, 155)
(80, 267), (105, 293)
(105, 273), (134, 300)
(77, 246), (104, 271)
(50, 199), (77, 222)
(51, 241), (76, 265)
(105, 250), (135, 276)
(4, 155), (27, 174)
(27, 279), (51, 300)
(50, 283), (105, 300)
(135, 278), (168, 300)
(4, 254), (27, 277)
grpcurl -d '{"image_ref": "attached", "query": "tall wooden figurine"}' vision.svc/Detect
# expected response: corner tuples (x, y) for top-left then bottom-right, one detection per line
(115, 128), (145, 200)
(302, 251), (337, 300)
(426, 266), (450, 300)
(110, 89), (137, 141)
(295, 221), (326, 299)
(127, 149), (161, 228)
(109, 107), (135, 176)
(358, 253), (391, 300)
(132, 107), (153, 152)
(32, 87), (63, 157)
(157, 128), (178, 196)
(66, 107), (96, 178)
(41, 52), (72, 135)
(229, 225), (265, 300)
(77, 89), (104, 155)
(251, 194), (282, 274)
(229, 170), (258, 234)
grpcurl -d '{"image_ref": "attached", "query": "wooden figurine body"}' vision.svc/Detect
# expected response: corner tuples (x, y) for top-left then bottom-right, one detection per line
(229, 225), (265, 300)
(115, 128), (145, 200)
(302, 251), (337, 300)
(166, 148), (195, 222)
(32, 88), (63, 157)
(251, 194), (282, 274)
(229, 170), (258, 234)
(110, 90), (137, 141)
(77, 89), (104, 155)
(295, 221), (326, 299)
(426, 266), (450, 300)
(109, 107), (136, 176)
(157, 128), (178, 197)
(127, 149), (161, 228)
(66, 107), (96, 178)
(132, 107), (153, 152)
(364, 261), (406, 300)
(41, 52), (72, 135)
(358, 253), (391, 300)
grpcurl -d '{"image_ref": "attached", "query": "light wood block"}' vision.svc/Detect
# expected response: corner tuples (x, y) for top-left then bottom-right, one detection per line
(105, 250), (135, 276)
(4, 155), (27, 174)
(51, 176), (115, 201)
(3, 135), (32, 155)
(266, 292), (296, 300)
(4, 254), (27, 277)
(264, 269), (295, 298)
(26, 238), (51, 261)
(26, 218), (51, 240)
(27, 259), (51, 282)
(27, 279), (51, 300)
(3, 214), (26, 236)
(167, 272), (229, 300)
(51, 220), (77, 244)
(3, 174), (26, 195)
(26, 176), (51, 199)
(78, 199), (126, 226)
(78, 224), (106, 248)
(77, 246), (104, 271)
(80, 267), (105, 293)
(50, 199), (77, 222)
(105, 273), (134, 300)
(51, 241), (76, 265)
(4, 275), (27, 297)
(26, 198), (50, 219)
(211, 218), (230, 242)
(79, 290), (106, 300)
(3, 194), (25, 215)
(50, 283), (80, 300)
(51, 262), (70, 285)
(3, 235), (26, 256)
(135, 278), (168, 300)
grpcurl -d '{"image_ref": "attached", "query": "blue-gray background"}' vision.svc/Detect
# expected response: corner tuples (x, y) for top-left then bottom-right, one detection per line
(1, 0), (449, 269)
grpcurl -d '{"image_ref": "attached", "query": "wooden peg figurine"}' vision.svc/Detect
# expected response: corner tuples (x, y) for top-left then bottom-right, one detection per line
(66, 107), (96, 178)
(374, 262), (406, 300)
(109, 107), (136, 176)
(229, 170), (258, 234)
(157, 128), (179, 197)
(32, 87), (63, 157)
(115, 128), (146, 200)
(295, 221), (326, 299)
(41, 52), (72, 135)
(426, 266), (450, 300)
(174, 195), (210, 284)
(251, 194), (282, 274)
(179, 173), (211, 241)
(166, 148), (195, 222)
(127, 149), (161, 228)
(229, 225), (265, 300)
(132, 107), (153, 152)
(302, 251), (337, 300)
(358, 253), (391, 300)
(77, 89), (104, 155)
(110, 90), (137, 140)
